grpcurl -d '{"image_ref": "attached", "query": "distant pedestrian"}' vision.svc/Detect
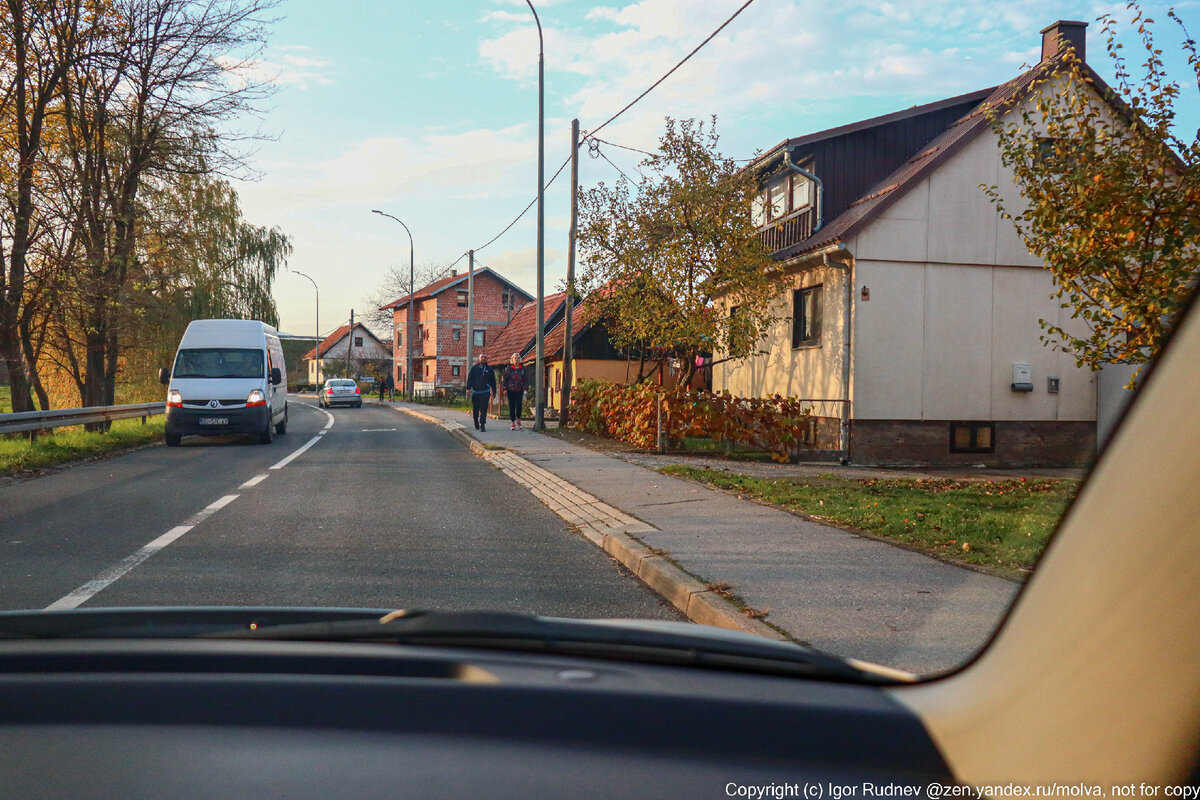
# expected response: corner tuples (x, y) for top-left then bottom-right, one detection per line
(464, 354), (496, 432)
(385, 373), (394, 401)
(503, 353), (527, 430)
(378, 376), (386, 402)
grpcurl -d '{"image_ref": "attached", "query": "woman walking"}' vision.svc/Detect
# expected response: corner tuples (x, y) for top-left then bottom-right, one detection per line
(503, 353), (528, 430)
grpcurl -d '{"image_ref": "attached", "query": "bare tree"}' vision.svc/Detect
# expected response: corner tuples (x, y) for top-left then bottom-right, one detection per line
(0, 0), (87, 412)
(56, 0), (278, 411)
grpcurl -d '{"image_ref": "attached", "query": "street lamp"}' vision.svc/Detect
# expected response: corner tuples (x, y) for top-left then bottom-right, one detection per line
(292, 270), (320, 388)
(525, 0), (546, 431)
(371, 209), (415, 398)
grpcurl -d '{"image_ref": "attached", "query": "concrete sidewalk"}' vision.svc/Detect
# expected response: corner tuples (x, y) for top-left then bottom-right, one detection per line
(382, 400), (1019, 675)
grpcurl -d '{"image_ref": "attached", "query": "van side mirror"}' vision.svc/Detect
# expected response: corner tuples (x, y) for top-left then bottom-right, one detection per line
(271, 367), (282, 385)
(158, 368), (170, 385)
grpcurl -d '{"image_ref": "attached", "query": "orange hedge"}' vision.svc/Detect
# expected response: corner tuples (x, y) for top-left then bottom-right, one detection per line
(568, 380), (814, 462)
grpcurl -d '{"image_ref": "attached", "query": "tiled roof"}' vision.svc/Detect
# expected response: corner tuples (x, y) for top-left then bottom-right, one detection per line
(381, 267), (533, 311)
(541, 296), (601, 362)
(774, 56), (1121, 262)
(484, 292), (567, 363)
(302, 323), (389, 360)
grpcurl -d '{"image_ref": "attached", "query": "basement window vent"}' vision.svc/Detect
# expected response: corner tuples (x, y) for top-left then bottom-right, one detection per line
(949, 422), (995, 454)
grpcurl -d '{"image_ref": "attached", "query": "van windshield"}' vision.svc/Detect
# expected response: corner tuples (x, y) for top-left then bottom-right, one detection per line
(173, 348), (265, 379)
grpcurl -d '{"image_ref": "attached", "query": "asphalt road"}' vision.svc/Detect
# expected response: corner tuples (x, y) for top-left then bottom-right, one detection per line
(0, 400), (681, 619)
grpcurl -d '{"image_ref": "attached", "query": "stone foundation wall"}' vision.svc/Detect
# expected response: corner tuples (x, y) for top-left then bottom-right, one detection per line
(849, 419), (1096, 467)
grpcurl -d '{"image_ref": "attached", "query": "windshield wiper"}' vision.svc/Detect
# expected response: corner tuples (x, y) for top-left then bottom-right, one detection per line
(212, 610), (897, 684)
(0, 608), (903, 684)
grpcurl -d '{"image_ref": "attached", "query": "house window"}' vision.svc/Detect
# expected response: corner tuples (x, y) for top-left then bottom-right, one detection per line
(791, 174), (812, 210)
(792, 286), (822, 348)
(453, 328), (461, 341)
(457, 290), (468, 307)
(452, 365), (461, 377)
(767, 175), (788, 220)
(473, 329), (485, 347)
(424, 364), (430, 379)
(354, 337), (363, 347)
(950, 422), (996, 454)
(502, 291), (513, 309)
(751, 193), (765, 227)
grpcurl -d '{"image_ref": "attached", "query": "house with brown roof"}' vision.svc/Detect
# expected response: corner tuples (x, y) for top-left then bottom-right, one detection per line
(486, 291), (704, 417)
(382, 267), (532, 391)
(717, 20), (1118, 467)
(302, 322), (392, 385)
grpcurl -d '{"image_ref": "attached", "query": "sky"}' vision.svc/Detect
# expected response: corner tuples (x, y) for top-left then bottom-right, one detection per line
(226, 0), (1200, 340)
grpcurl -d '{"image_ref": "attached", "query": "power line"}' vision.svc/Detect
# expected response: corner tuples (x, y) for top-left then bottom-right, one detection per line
(593, 144), (636, 184)
(589, 135), (656, 158)
(472, 152), (572, 254)
(466, 0), (756, 255)
(581, 0), (756, 144)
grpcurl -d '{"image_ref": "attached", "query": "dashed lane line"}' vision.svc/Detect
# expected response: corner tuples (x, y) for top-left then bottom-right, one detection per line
(44, 403), (335, 610)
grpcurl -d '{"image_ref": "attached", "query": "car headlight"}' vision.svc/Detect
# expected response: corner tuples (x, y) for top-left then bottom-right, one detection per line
(167, 389), (183, 407)
(246, 389), (267, 407)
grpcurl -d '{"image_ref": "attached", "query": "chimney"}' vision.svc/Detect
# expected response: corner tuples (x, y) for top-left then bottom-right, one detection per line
(451, 269), (457, 277)
(1041, 20), (1087, 64)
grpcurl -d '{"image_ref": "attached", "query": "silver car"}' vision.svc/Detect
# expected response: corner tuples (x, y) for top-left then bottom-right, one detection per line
(318, 378), (362, 408)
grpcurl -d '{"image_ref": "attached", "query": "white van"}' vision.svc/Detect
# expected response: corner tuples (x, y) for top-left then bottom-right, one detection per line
(159, 319), (288, 447)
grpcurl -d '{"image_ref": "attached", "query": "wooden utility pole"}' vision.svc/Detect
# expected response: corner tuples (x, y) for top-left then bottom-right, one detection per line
(560, 119), (580, 426)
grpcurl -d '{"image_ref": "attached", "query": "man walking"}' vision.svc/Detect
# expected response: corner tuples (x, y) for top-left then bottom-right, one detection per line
(465, 354), (496, 433)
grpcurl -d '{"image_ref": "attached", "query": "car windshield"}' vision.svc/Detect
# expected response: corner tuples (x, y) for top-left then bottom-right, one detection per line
(0, 0), (1196, 683)
(173, 348), (265, 379)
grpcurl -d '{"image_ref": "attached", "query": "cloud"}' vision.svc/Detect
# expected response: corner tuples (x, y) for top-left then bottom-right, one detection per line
(215, 44), (335, 91)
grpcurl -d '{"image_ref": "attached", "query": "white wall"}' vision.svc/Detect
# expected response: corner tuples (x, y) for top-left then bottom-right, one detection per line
(716, 264), (848, 403)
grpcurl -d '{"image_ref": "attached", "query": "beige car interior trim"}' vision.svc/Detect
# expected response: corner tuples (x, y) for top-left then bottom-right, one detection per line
(889, 303), (1200, 787)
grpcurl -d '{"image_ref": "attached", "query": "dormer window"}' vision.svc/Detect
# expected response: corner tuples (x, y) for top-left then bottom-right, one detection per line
(753, 168), (814, 227)
(767, 175), (788, 220)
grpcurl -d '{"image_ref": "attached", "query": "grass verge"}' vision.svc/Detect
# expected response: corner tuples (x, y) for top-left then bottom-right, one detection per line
(0, 417), (165, 478)
(660, 466), (1079, 578)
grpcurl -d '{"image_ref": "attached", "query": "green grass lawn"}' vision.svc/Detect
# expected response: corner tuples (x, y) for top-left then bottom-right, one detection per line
(0, 385), (11, 413)
(0, 417), (164, 477)
(660, 466), (1079, 578)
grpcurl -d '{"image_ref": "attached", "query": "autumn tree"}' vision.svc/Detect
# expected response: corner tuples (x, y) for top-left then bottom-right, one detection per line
(55, 0), (279, 410)
(988, 4), (1200, 374)
(576, 117), (775, 385)
(0, 0), (90, 412)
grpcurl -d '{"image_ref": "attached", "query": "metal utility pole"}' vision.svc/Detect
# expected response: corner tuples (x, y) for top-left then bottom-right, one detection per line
(525, 0), (546, 431)
(348, 309), (354, 379)
(293, 271), (319, 387)
(466, 249), (475, 380)
(560, 119), (579, 427)
(370, 209), (414, 398)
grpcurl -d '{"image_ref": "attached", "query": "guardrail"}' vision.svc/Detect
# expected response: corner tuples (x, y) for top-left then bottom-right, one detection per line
(0, 402), (165, 442)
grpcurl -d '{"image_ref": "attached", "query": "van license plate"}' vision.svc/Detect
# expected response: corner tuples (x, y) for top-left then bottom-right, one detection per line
(199, 417), (228, 426)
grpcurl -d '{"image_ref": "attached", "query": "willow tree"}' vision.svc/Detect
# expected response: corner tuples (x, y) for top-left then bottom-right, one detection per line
(987, 6), (1200, 374)
(577, 117), (775, 385)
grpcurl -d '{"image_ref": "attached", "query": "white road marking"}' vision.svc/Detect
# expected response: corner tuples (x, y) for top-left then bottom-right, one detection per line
(270, 403), (335, 470)
(360, 428), (397, 432)
(45, 495), (239, 610)
(45, 403), (336, 611)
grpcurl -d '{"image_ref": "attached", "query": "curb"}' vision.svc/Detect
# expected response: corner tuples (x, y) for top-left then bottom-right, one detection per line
(389, 402), (787, 641)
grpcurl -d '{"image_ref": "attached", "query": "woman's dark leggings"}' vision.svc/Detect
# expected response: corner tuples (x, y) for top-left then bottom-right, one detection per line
(508, 390), (524, 422)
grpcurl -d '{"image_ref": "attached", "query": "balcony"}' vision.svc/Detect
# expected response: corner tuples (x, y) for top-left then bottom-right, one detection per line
(756, 207), (815, 254)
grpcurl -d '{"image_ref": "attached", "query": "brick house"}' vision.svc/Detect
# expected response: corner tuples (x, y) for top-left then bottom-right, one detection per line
(714, 20), (1129, 467)
(382, 268), (533, 391)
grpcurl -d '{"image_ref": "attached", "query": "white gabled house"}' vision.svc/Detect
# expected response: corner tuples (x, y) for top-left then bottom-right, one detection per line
(715, 20), (1141, 467)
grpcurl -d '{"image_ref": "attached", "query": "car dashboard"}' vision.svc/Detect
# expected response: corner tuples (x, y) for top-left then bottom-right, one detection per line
(0, 636), (952, 799)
